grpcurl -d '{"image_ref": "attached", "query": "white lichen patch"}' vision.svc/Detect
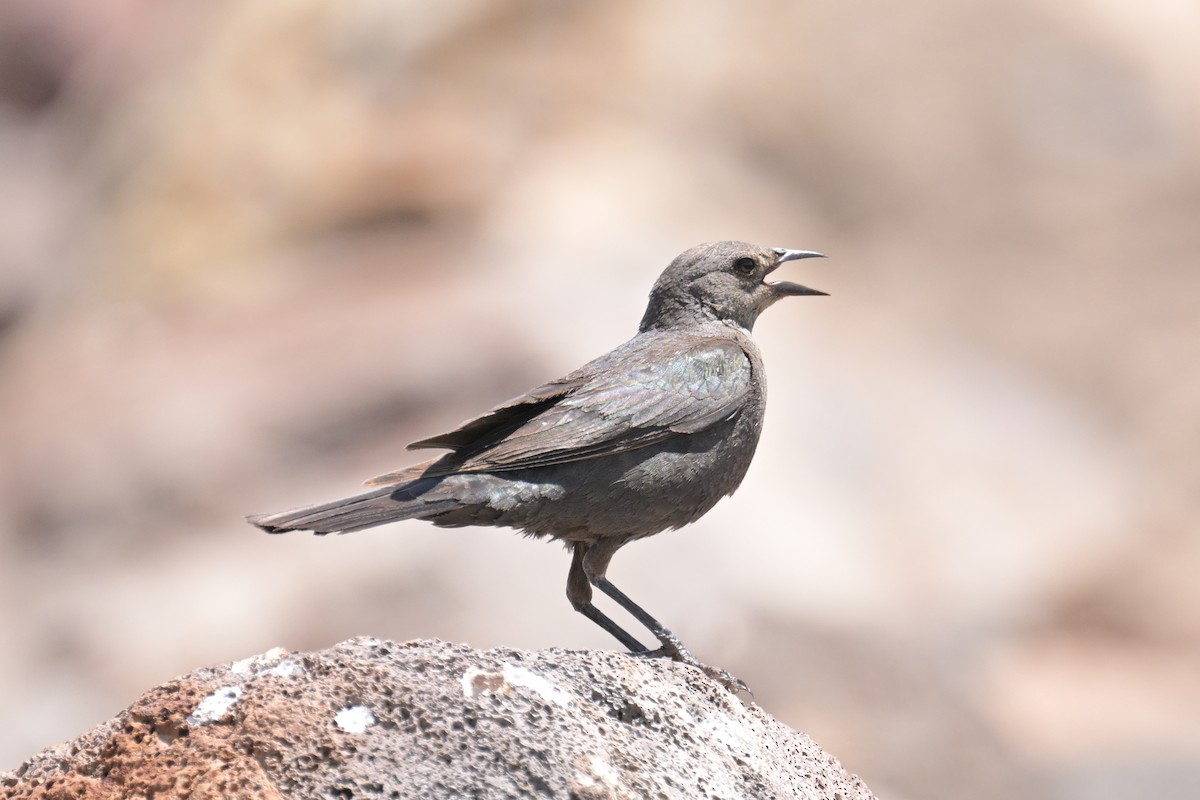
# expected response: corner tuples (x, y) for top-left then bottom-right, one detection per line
(587, 754), (619, 785)
(461, 666), (508, 699)
(460, 663), (571, 705)
(700, 711), (754, 752)
(266, 658), (304, 678)
(229, 657), (255, 674)
(230, 647), (289, 675)
(502, 664), (572, 707)
(334, 705), (376, 734)
(573, 753), (620, 792)
(346, 636), (382, 648)
(187, 685), (243, 725)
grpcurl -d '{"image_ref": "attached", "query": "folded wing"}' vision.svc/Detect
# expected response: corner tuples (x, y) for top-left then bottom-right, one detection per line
(366, 336), (751, 484)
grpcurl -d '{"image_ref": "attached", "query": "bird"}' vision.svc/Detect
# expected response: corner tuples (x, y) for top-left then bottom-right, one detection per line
(248, 241), (826, 690)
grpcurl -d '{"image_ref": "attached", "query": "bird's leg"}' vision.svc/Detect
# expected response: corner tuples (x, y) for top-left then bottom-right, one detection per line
(590, 576), (689, 657)
(566, 542), (649, 654)
(581, 545), (750, 695)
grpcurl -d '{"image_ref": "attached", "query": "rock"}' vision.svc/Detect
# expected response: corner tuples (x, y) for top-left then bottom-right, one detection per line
(2, 638), (875, 800)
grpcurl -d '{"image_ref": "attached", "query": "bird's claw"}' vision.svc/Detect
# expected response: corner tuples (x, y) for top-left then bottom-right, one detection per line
(632, 642), (752, 696)
(697, 663), (752, 696)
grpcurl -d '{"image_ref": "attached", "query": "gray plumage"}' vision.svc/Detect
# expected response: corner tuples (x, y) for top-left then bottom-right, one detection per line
(248, 240), (826, 687)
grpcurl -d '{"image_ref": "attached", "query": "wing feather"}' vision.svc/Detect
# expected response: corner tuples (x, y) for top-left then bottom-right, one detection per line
(367, 335), (751, 483)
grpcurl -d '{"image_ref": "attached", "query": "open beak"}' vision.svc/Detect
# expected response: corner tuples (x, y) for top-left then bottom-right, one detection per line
(767, 248), (828, 296)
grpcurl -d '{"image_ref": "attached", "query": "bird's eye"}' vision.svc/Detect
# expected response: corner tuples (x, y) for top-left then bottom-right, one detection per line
(732, 257), (756, 276)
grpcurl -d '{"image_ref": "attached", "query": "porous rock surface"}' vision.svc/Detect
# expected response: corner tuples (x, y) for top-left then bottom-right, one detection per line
(3, 638), (875, 800)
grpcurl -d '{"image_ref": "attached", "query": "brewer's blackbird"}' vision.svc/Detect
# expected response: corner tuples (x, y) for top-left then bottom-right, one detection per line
(249, 241), (826, 689)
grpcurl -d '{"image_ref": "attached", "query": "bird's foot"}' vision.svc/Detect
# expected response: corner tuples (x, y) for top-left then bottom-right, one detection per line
(634, 639), (752, 696)
(697, 662), (752, 697)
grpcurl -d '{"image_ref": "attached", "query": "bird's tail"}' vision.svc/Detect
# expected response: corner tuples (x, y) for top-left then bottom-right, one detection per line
(247, 478), (459, 535)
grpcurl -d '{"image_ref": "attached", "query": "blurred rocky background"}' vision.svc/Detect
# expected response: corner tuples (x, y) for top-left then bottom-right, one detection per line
(0, 1), (1196, 798)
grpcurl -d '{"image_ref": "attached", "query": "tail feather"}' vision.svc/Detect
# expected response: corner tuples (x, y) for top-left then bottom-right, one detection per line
(247, 483), (458, 535)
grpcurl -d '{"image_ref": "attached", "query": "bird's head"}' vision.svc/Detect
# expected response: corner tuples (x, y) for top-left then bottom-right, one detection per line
(639, 241), (827, 333)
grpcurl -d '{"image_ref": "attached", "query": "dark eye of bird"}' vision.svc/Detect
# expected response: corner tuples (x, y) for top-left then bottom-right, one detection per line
(732, 257), (756, 276)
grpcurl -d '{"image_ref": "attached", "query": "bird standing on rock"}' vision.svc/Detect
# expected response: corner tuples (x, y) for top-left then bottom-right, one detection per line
(248, 241), (827, 691)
